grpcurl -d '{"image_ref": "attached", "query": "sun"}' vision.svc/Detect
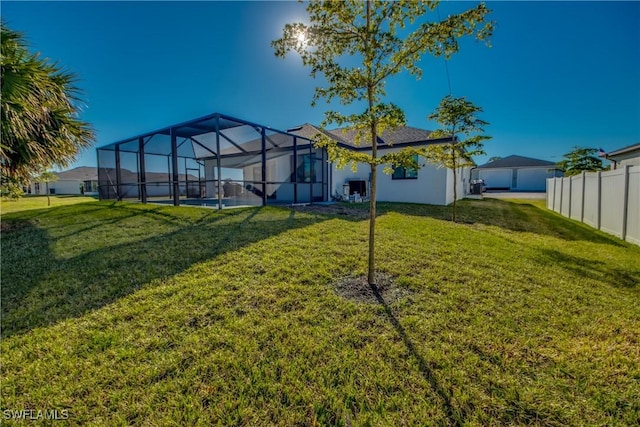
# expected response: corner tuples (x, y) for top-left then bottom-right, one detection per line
(295, 29), (308, 47)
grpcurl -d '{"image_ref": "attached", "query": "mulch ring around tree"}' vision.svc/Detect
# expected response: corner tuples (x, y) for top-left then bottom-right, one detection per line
(334, 272), (413, 304)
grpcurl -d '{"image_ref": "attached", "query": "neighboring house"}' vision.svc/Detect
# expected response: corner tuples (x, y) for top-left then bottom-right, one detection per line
(96, 112), (464, 208)
(98, 168), (201, 200)
(472, 155), (562, 191)
(606, 143), (640, 169)
(27, 166), (99, 195)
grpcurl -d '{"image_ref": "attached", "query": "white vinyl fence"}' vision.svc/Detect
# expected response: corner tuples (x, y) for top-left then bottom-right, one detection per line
(547, 165), (639, 245)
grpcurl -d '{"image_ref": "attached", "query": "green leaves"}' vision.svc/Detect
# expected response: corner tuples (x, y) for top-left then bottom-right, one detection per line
(272, 1), (494, 127)
(1, 22), (95, 181)
(0, 175), (24, 200)
(273, 1), (494, 158)
(380, 148), (422, 172)
(428, 95), (489, 137)
(426, 95), (490, 221)
(426, 95), (489, 169)
(557, 147), (606, 176)
(274, 1), (494, 281)
(34, 169), (59, 183)
(316, 103), (414, 173)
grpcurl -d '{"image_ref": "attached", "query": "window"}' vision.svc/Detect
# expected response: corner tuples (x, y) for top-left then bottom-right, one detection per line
(296, 154), (316, 183)
(392, 154), (419, 180)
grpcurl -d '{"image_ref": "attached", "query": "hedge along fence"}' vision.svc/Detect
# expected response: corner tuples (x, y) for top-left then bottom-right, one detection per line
(547, 165), (639, 245)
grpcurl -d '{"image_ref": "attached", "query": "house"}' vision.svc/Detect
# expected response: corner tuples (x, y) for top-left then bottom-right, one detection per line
(606, 143), (640, 169)
(96, 112), (463, 208)
(289, 123), (463, 206)
(27, 166), (99, 196)
(472, 155), (562, 192)
(98, 167), (201, 200)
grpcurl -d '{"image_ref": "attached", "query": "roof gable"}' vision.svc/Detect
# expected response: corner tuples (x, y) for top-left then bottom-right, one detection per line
(477, 155), (556, 169)
(54, 166), (98, 181)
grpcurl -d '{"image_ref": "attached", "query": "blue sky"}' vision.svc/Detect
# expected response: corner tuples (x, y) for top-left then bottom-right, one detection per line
(3, 1), (639, 168)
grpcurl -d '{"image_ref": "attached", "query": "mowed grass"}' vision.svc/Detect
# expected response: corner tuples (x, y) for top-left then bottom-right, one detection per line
(1, 195), (98, 214)
(1, 196), (639, 426)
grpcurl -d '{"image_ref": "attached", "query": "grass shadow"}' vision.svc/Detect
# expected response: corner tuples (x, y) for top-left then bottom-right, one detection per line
(379, 199), (628, 247)
(1, 202), (333, 337)
(370, 280), (572, 426)
(368, 281), (462, 426)
(536, 248), (640, 289)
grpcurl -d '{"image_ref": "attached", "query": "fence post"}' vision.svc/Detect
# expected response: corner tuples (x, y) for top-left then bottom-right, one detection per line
(596, 171), (602, 230)
(555, 177), (561, 213)
(580, 171), (586, 222)
(559, 177), (564, 215)
(621, 165), (631, 241)
(568, 175), (573, 218)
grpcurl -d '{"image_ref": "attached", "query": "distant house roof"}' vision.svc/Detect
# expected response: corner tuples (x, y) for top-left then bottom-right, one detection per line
(476, 155), (556, 169)
(607, 143), (640, 157)
(54, 166), (98, 181)
(53, 166), (199, 183)
(287, 123), (451, 150)
(99, 168), (198, 182)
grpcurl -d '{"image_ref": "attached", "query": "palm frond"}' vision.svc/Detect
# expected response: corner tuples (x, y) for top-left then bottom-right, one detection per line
(1, 22), (95, 180)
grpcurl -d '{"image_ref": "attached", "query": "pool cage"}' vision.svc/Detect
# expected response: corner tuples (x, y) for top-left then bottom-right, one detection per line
(97, 113), (329, 208)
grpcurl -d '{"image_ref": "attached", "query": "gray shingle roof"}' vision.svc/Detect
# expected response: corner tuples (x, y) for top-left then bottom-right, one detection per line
(286, 124), (326, 141)
(55, 166), (98, 181)
(608, 143), (640, 157)
(287, 123), (448, 149)
(477, 155), (556, 169)
(98, 168), (198, 182)
(57, 166), (199, 183)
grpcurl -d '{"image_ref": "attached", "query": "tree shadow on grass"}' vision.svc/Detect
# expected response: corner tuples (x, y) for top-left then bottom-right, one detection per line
(380, 199), (628, 247)
(368, 281), (462, 426)
(370, 281), (572, 426)
(536, 249), (640, 289)
(1, 202), (348, 338)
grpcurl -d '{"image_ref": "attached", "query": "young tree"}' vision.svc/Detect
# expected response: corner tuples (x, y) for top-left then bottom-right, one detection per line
(33, 170), (58, 207)
(557, 147), (606, 176)
(426, 95), (490, 222)
(274, 1), (493, 285)
(1, 23), (94, 181)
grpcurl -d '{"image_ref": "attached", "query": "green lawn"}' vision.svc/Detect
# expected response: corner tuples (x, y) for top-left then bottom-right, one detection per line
(1, 195), (98, 215)
(2, 196), (639, 426)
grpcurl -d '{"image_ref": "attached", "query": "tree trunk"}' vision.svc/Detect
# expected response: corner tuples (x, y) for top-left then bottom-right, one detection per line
(368, 164), (377, 284)
(452, 168), (457, 222)
(46, 181), (51, 207)
(365, 0), (377, 286)
(451, 147), (457, 222)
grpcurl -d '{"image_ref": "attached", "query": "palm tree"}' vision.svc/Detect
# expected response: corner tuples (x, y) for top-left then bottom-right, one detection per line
(1, 22), (94, 182)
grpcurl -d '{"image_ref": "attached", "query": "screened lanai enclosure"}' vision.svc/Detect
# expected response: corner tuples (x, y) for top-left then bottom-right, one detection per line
(97, 113), (328, 208)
